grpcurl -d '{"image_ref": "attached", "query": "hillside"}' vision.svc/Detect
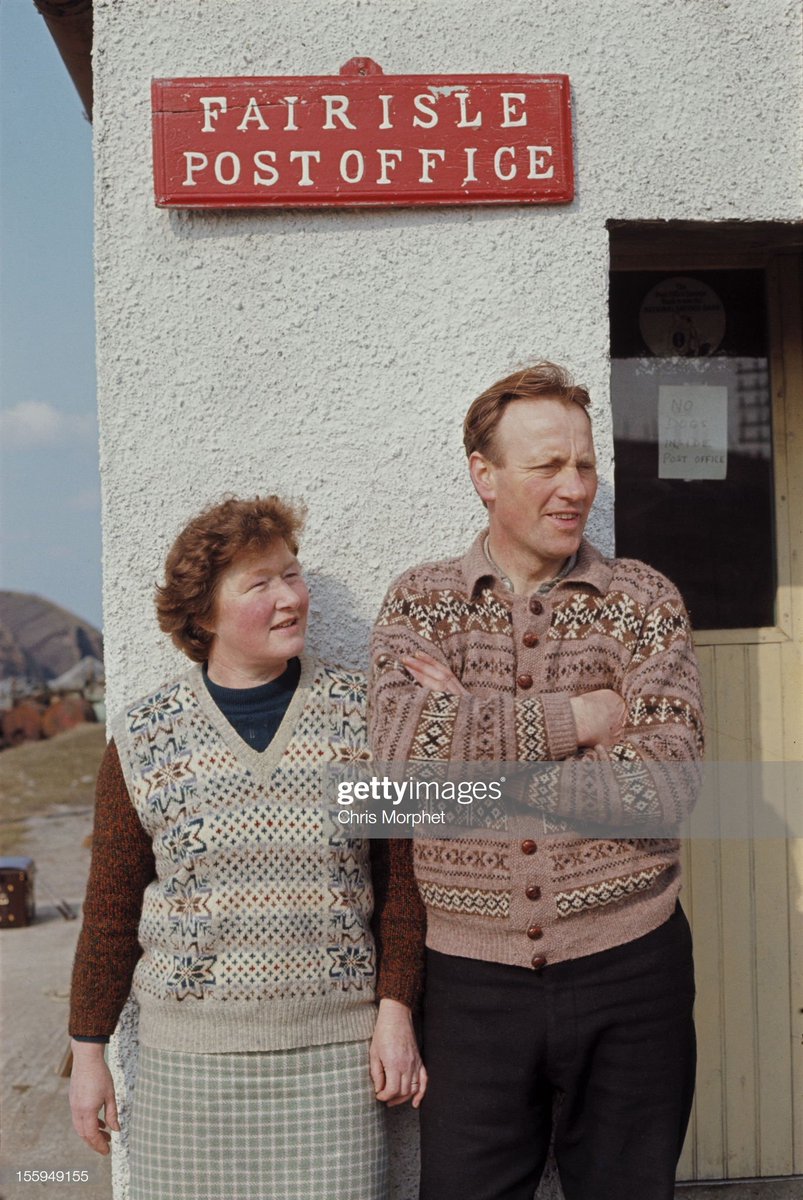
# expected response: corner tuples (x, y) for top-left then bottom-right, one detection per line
(0, 592), (103, 682)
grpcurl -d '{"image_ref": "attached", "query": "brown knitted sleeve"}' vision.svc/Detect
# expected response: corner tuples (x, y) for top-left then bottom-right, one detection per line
(370, 838), (426, 1011)
(69, 740), (156, 1039)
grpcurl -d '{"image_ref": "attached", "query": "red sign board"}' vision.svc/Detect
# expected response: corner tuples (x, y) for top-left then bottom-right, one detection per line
(152, 59), (573, 208)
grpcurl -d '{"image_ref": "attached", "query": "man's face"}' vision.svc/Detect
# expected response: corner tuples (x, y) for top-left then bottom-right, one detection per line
(470, 397), (598, 581)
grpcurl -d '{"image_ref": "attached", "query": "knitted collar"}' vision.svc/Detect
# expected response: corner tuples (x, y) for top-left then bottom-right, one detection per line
(462, 530), (614, 598)
(482, 535), (577, 595)
(189, 653), (321, 777)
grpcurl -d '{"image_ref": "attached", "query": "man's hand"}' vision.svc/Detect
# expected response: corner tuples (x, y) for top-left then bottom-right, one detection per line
(400, 652), (466, 696)
(69, 1040), (120, 1155)
(370, 998), (428, 1108)
(401, 658), (625, 752)
(570, 689), (626, 749)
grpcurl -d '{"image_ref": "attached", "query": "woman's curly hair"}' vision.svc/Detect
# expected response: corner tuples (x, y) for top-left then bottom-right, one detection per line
(155, 494), (306, 662)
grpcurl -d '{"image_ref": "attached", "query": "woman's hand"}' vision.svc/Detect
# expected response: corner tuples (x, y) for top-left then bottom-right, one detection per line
(401, 652), (466, 697)
(370, 998), (428, 1108)
(69, 1040), (120, 1155)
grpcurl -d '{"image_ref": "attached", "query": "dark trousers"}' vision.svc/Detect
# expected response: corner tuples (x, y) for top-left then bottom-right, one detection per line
(419, 905), (696, 1200)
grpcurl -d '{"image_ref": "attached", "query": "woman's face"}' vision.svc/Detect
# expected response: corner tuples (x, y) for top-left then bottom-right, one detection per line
(205, 540), (309, 681)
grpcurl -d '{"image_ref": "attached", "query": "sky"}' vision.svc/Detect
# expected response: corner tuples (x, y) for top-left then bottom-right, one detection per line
(0, 0), (100, 629)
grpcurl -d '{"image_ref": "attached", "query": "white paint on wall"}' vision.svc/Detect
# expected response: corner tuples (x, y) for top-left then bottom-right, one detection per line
(93, 1), (802, 1195)
(96, 0), (802, 708)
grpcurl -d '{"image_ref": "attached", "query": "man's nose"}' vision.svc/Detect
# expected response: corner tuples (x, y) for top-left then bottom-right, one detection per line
(556, 466), (588, 499)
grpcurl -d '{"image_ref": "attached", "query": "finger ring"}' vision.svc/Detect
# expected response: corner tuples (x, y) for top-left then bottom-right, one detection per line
(411, 1080), (419, 1089)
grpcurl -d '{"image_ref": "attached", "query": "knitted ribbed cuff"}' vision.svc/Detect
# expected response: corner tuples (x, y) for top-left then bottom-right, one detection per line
(541, 692), (579, 760)
(375, 965), (423, 1012)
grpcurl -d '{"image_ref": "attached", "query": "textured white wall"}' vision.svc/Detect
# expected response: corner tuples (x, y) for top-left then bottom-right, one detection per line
(94, 0), (802, 1195)
(96, 0), (801, 713)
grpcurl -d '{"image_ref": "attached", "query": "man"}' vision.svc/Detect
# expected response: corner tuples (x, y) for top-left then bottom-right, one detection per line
(368, 362), (703, 1200)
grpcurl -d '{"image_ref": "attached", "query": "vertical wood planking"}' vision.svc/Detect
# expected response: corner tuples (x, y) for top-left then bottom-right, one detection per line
(687, 831), (725, 1178)
(716, 643), (758, 1177)
(677, 836), (696, 1180)
(783, 638), (803, 1174)
(687, 643), (725, 1178)
(776, 254), (803, 1174)
(749, 642), (794, 1175)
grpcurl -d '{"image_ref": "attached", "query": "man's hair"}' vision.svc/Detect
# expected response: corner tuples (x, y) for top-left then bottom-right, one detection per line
(155, 494), (306, 662)
(463, 361), (591, 463)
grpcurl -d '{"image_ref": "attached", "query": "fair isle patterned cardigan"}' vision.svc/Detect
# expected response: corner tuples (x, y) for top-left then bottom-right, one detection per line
(109, 656), (378, 1053)
(368, 534), (705, 971)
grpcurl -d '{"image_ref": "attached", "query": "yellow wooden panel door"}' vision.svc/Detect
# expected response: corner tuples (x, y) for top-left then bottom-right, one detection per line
(677, 253), (803, 1182)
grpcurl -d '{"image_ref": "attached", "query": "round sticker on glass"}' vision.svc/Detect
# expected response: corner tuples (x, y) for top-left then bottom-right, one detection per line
(639, 276), (726, 357)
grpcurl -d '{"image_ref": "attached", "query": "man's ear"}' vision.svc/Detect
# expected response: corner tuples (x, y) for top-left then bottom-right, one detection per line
(469, 452), (495, 505)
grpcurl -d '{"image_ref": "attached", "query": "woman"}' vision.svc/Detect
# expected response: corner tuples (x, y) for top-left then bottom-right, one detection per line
(69, 494), (424, 1200)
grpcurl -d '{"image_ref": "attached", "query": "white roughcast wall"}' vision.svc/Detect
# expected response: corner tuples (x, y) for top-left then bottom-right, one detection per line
(93, 1), (802, 1197)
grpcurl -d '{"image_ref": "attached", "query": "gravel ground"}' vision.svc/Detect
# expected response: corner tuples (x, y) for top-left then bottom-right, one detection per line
(0, 804), (112, 1200)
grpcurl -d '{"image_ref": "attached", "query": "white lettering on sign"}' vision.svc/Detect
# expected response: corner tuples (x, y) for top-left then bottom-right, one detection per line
(377, 148), (403, 184)
(289, 149), (321, 186)
(322, 95), (356, 130)
(183, 151), (208, 185)
(340, 149), (365, 183)
(253, 150), (279, 186)
(192, 89), (561, 135)
(237, 97), (270, 132)
(456, 92), (482, 128)
(501, 92), (527, 127)
(494, 146), (516, 180)
(158, 78), (574, 204)
(179, 145), (562, 189)
(199, 96), (227, 132)
(419, 148), (446, 182)
(282, 96), (300, 131)
(214, 151), (241, 184)
(658, 386), (728, 480)
(378, 95), (394, 129)
(412, 94), (438, 128)
(199, 96), (226, 132)
(527, 146), (554, 178)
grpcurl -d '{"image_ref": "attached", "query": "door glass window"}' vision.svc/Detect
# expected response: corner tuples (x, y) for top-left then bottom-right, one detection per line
(610, 269), (775, 630)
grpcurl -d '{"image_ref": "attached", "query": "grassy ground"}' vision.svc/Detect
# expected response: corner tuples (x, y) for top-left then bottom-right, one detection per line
(0, 724), (106, 854)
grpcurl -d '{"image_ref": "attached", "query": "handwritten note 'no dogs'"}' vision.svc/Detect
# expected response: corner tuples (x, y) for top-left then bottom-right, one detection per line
(658, 386), (728, 480)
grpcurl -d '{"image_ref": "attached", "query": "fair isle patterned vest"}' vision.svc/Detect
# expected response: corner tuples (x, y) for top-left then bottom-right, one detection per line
(110, 656), (377, 1054)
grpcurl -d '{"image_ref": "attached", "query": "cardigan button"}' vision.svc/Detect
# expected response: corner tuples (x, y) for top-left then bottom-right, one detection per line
(531, 954), (548, 971)
(520, 839), (537, 855)
(527, 924), (543, 940)
(525, 884), (541, 900)
(375, 654), (391, 669)
(529, 597), (544, 615)
(522, 631), (539, 648)
(517, 673), (533, 689)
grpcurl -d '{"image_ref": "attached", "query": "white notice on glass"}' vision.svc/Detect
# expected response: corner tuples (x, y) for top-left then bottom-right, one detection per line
(658, 386), (728, 480)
